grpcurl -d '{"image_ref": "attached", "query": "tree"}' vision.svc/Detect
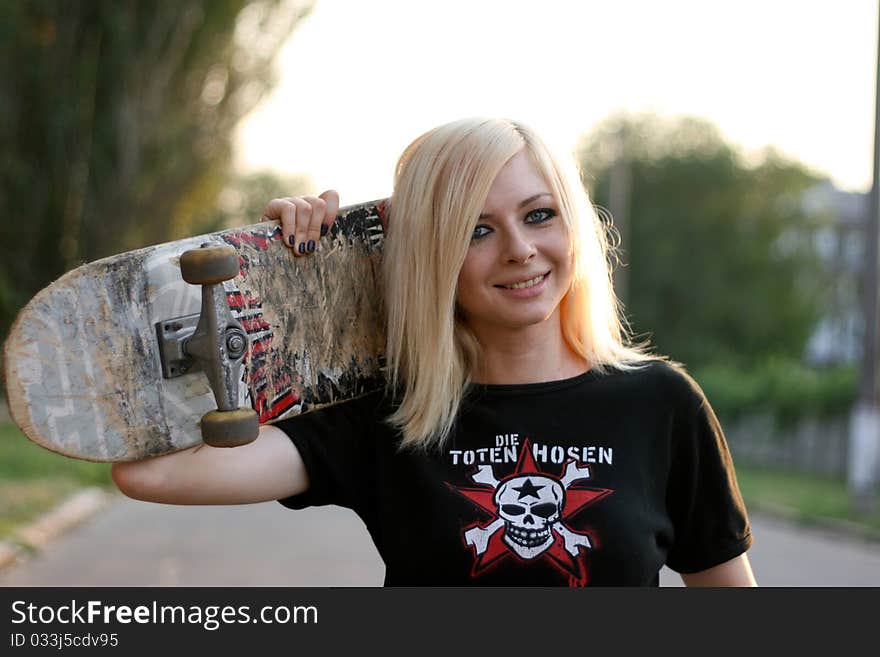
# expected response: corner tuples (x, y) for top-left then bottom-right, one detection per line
(578, 113), (828, 371)
(0, 0), (312, 345)
(193, 169), (313, 232)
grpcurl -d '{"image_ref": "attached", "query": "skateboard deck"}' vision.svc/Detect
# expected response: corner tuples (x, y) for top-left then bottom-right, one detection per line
(3, 200), (388, 462)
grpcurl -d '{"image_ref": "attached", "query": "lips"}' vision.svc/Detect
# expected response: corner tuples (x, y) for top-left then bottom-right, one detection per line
(494, 271), (550, 290)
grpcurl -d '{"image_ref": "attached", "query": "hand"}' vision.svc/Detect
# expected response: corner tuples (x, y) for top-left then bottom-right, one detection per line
(261, 190), (340, 257)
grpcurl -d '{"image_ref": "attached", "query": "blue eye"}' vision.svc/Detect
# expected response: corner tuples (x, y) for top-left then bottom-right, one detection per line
(526, 208), (557, 224)
(472, 224), (491, 240)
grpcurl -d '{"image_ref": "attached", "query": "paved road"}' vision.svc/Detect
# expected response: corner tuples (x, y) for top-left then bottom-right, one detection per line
(1, 493), (879, 586)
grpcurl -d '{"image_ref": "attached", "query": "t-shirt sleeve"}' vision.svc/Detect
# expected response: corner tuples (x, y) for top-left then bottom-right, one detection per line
(273, 390), (386, 513)
(664, 371), (753, 574)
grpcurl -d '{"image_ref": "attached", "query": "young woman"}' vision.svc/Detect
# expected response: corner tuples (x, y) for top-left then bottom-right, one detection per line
(112, 118), (756, 587)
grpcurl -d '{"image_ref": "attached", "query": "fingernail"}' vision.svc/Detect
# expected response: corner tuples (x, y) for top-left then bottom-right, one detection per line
(320, 224), (328, 237)
(288, 235), (295, 246)
(307, 240), (315, 253)
(298, 243), (305, 254)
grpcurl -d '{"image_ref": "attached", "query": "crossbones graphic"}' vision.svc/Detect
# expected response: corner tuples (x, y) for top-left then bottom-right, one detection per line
(464, 461), (594, 559)
(448, 439), (613, 582)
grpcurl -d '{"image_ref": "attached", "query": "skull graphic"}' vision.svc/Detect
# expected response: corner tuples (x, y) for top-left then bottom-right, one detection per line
(494, 475), (564, 559)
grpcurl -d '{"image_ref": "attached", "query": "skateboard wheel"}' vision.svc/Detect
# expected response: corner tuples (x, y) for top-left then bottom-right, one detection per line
(200, 408), (259, 447)
(180, 245), (239, 285)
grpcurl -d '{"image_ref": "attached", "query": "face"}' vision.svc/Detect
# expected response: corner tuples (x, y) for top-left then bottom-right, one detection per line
(456, 149), (573, 344)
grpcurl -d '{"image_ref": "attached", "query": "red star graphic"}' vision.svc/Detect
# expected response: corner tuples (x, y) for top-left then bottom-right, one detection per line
(447, 439), (613, 585)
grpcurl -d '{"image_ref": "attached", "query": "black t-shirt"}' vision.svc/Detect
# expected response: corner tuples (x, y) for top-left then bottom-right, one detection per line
(276, 361), (752, 586)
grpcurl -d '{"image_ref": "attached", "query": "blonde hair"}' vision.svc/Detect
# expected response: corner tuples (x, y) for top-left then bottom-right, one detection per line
(382, 118), (662, 451)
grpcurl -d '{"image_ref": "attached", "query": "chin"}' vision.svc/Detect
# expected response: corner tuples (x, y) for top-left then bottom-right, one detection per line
(496, 309), (560, 332)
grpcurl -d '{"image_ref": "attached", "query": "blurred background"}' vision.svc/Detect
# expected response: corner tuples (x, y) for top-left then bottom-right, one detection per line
(1, 0), (879, 583)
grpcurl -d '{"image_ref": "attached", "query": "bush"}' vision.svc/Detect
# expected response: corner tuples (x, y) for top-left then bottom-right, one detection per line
(693, 358), (858, 430)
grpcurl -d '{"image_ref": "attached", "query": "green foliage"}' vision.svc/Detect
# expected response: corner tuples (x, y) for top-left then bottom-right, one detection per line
(0, 0), (311, 346)
(0, 418), (112, 485)
(579, 113), (830, 372)
(186, 169), (313, 235)
(693, 359), (858, 429)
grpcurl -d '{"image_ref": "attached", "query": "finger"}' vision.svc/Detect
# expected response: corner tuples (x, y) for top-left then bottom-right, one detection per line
(278, 200), (300, 251)
(318, 190), (340, 239)
(260, 198), (299, 250)
(301, 196), (326, 254)
(260, 198), (290, 224)
(290, 197), (312, 257)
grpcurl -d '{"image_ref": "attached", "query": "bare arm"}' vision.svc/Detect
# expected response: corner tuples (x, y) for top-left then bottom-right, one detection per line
(680, 553), (757, 587)
(113, 192), (348, 505)
(111, 425), (308, 505)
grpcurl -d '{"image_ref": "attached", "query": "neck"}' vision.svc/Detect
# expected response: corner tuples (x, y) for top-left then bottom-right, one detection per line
(469, 324), (589, 385)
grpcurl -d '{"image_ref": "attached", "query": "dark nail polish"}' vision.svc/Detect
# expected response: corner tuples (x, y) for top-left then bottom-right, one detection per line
(288, 235), (295, 246)
(307, 239), (315, 253)
(320, 224), (328, 237)
(298, 243), (305, 254)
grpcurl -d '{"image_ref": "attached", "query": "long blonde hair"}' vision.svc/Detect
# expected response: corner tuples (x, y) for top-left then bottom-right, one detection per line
(382, 118), (662, 451)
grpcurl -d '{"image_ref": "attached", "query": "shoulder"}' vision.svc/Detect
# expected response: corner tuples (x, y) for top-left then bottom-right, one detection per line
(276, 388), (393, 435)
(594, 359), (708, 411)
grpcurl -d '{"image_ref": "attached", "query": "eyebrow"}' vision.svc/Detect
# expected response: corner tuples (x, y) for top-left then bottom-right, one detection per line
(479, 193), (554, 219)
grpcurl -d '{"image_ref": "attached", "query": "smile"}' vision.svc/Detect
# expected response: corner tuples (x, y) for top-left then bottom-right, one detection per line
(497, 273), (548, 290)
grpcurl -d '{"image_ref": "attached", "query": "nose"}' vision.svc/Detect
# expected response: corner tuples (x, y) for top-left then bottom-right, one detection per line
(502, 225), (536, 264)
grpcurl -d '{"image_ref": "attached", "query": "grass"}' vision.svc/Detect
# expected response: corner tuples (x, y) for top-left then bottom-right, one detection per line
(0, 478), (89, 538)
(0, 418), (113, 540)
(734, 461), (880, 537)
(0, 419), (113, 485)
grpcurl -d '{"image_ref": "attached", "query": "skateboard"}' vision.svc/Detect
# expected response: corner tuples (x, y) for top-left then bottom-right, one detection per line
(3, 200), (388, 462)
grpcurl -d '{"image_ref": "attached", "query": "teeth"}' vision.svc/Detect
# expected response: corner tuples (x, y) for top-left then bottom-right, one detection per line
(505, 525), (552, 546)
(503, 274), (546, 290)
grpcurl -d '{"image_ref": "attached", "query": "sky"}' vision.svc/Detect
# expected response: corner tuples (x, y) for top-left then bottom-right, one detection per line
(235, 0), (878, 205)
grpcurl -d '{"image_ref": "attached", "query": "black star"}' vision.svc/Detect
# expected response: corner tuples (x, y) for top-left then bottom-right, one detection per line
(513, 478), (544, 500)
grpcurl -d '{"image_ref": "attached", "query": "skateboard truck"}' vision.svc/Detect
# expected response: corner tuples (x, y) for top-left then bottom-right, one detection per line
(157, 243), (259, 447)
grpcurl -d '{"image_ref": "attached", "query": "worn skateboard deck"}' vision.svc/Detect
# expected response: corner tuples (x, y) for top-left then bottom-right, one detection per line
(3, 200), (388, 462)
